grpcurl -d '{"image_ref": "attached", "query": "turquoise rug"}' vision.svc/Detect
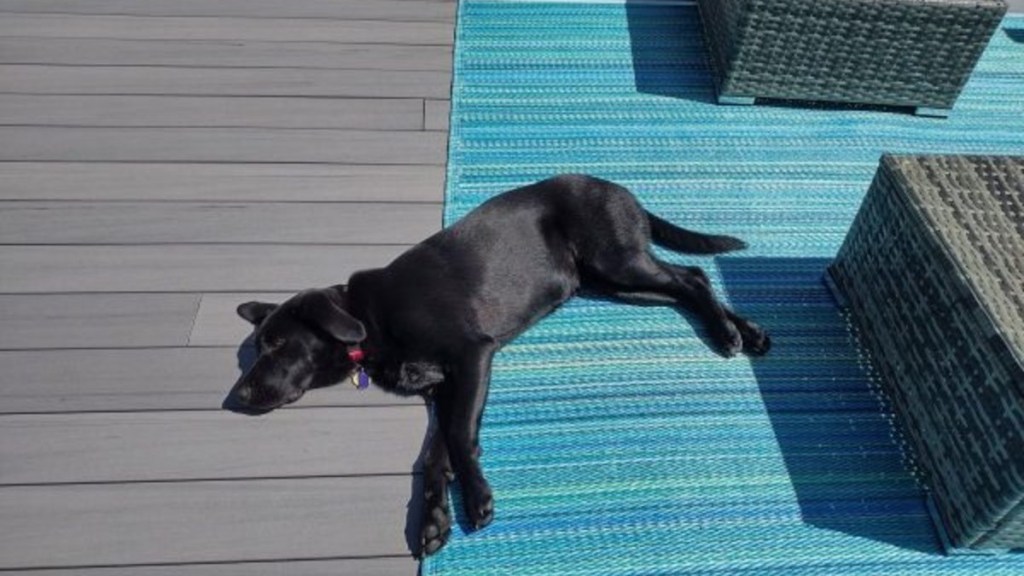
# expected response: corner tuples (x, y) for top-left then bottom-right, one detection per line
(424, 2), (1024, 574)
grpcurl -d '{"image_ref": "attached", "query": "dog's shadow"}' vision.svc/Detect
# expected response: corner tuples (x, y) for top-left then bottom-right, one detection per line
(221, 333), (269, 416)
(404, 410), (431, 558)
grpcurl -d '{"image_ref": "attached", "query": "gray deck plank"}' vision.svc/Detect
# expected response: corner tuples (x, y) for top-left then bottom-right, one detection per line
(191, 292), (290, 346)
(425, 98), (451, 131)
(0, 38), (453, 71)
(0, 95), (427, 130)
(5, 558), (419, 576)
(0, 245), (408, 293)
(0, 476), (417, 569)
(201, 292), (467, 348)
(0, 13), (454, 44)
(0, 65), (451, 98)
(0, 0), (455, 21)
(0, 201), (441, 245)
(0, 407), (426, 483)
(0, 348), (421, 414)
(0, 127), (447, 164)
(0, 163), (445, 202)
(0, 294), (199, 350)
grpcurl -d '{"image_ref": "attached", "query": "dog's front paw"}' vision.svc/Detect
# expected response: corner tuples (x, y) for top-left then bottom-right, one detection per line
(420, 495), (452, 557)
(462, 476), (494, 530)
(419, 450), (455, 558)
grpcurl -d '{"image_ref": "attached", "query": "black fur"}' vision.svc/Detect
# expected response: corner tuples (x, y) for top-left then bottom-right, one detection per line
(230, 174), (770, 556)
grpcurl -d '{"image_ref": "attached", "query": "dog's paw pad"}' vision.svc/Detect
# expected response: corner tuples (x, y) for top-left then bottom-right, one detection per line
(472, 495), (494, 529)
(738, 321), (771, 356)
(463, 483), (494, 530)
(746, 331), (771, 356)
(717, 322), (743, 358)
(420, 503), (452, 557)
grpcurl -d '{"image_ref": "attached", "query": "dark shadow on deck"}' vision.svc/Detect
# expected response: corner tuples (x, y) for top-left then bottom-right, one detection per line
(718, 256), (942, 554)
(1007, 27), (1024, 43)
(624, 1), (716, 103)
(221, 335), (263, 415)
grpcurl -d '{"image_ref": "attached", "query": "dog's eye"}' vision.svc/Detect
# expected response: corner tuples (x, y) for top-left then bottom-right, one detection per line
(261, 335), (287, 351)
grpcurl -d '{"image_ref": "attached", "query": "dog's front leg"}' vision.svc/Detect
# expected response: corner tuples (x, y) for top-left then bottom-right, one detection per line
(420, 421), (454, 556)
(436, 343), (497, 531)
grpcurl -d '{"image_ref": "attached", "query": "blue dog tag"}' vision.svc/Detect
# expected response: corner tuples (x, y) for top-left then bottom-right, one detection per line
(350, 368), (371, 390)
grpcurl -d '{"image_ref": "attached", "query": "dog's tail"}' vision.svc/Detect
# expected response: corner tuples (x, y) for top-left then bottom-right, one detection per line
(646, 211), (747, 255)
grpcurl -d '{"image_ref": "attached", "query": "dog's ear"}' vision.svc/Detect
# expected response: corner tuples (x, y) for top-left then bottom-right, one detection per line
(237, 301), (278, 326)
(299, 289), (366, 344)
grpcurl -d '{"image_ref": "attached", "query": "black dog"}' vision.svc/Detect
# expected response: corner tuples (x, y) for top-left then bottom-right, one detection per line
(231, 174), (770, 556)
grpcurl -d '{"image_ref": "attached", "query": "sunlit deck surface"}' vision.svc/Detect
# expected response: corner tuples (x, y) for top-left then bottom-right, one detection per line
(0, 0), (454, 573)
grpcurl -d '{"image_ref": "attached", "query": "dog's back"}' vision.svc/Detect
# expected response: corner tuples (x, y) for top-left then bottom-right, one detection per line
(376, 175), (745, 347)
(435, 174), (744, 265)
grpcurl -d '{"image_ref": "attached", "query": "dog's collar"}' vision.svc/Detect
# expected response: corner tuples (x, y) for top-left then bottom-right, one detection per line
(346, 346), (371, 390)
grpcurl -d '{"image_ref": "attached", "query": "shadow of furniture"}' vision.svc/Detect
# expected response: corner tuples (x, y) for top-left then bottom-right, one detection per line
(696, 0), (1008, 117)
(719, 257), (942, 554)
(828, 155), (1024, 552)
(624, 1), (717, 103)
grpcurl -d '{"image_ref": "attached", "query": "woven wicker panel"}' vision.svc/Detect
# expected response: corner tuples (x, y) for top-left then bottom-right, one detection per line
(830, 155), (1024, 550)
(697, 0), (1007, 111)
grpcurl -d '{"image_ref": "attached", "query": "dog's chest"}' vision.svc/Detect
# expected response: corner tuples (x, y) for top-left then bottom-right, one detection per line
(367, 357), (444, 395)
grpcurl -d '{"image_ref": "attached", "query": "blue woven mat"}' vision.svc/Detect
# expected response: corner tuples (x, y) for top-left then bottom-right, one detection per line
(423, 2), (1024, 574)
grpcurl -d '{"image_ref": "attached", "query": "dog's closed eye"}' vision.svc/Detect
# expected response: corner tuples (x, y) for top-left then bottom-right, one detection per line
(260, 335), (287, 352)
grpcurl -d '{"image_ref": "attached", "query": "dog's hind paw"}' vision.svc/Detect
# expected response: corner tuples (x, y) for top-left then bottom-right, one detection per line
(714, 320), (744, 358)
(738, 320), (771, 356)
(745, 330), (771, 356)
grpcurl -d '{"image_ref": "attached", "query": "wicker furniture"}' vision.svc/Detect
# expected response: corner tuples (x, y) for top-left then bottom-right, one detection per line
(696, 0), (1008, 117)
(828, 155), (1024, 551)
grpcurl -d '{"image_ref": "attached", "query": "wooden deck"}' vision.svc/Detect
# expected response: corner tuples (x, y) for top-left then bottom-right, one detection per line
(0, 0), (453, 573)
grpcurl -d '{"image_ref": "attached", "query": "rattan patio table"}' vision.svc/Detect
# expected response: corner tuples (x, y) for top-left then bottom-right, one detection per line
(828, 155), (1024, 551)
(696, 0), (1008, 117)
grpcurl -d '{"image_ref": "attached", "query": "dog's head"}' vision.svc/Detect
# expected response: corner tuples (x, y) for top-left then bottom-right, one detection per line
(230, 287), (366, 412)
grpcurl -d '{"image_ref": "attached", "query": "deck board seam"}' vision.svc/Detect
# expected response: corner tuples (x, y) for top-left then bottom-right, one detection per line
(0, 471), (420, 489)
(0, 554), (416, 574)
(0, 124), (449, 132)
(0, 63), (452, 72)
(0, 160), (447, 166)
(0, 35), (454, 47)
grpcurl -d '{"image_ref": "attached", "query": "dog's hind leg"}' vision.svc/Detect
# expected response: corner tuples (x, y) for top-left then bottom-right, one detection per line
(655, 261), (770, 356)
(585, 252), (768, 356)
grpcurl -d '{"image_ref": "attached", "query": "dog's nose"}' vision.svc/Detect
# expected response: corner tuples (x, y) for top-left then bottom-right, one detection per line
(235, 385), (252, 404)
